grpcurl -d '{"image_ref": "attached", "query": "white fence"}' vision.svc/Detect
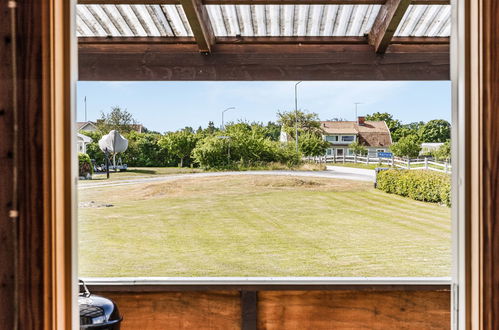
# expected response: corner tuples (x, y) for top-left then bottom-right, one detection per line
(309, 155), (451, 174)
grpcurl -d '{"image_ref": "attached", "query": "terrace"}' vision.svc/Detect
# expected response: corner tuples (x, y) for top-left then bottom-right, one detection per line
(72, 1), (453, 329)
(14, 0), (499, 328)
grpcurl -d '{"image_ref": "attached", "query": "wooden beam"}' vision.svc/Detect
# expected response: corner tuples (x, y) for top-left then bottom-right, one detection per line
(241, 291), (257, 330)
(78, 42), (449, 81)
(77, 0), (450, 4)
(179, 0), (215, 53)
(78, 36), (449, 45)
(369, 0), (411, 53)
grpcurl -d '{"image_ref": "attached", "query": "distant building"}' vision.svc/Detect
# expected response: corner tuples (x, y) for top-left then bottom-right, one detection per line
(420, 142), (445, 155)
(77, 121), (98, 132)
(320, 117), (392, 157)
(77, 133), (93, 154)
(77, 120), (144, 133)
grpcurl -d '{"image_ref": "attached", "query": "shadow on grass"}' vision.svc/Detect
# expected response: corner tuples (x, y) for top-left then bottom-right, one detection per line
(125, 169), (157, 175)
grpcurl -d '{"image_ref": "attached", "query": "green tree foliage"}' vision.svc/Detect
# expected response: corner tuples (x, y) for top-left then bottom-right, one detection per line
(121, 132), (170, 167)
(390, 134), (422, 158)
(263, 121), (282, 141)
(192, 122), (301, 169)
(348, 141), (368, 156)
(432, 140), (451, 161)
(78, 153), (93, 178)
(365, 112), (402, 140)
(277, 110), (323, 138)
(80, 131), (104, 164)
(418, 119), (451, 143)
(158, 130), (198, 167)
(299, 133), (330, 157)
(96, 106), (139, 134)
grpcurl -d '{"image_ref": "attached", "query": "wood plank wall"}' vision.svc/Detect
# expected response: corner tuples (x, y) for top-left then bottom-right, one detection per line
(92, 287), (450, 329)
(481, 0), (499, 328)
(0, 2), (16, 329)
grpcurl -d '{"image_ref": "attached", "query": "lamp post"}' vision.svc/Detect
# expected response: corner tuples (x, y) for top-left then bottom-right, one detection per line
(221, 107), (235, 130)
(295, 81), (302, 153)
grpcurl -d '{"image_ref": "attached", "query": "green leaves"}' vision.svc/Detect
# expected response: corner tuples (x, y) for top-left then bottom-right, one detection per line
(376, 169), (451, 206)
(390, 134), (422, 158)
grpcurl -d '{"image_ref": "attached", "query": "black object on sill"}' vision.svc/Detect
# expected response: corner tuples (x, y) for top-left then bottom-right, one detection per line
(79, 280), (123, 330)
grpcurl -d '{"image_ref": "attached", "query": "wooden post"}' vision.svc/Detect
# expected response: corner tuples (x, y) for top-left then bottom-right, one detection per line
(444, 162), (448, 173)
(391, 155), (395, 167)
(424, 157), (428, 170)
(333, 152), (336, 163)
(367, 154), (370, 164)
(354, 154), (357, 163)
(407, 158), (411, 169)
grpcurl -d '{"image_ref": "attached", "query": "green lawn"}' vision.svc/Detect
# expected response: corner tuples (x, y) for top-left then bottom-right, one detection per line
(82, 167), (204, 182)
(78, 175), (451, 277)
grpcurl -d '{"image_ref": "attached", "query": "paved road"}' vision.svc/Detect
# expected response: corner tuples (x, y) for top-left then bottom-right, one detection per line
(79, 167), (375, 190)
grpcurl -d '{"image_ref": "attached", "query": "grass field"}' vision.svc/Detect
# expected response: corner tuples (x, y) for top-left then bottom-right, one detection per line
(78, 174), (451, 277)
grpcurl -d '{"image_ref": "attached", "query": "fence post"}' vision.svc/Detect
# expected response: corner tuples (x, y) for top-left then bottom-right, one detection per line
(407, 158), (411, 169)
(391, 155), (394, 167)
(342, 154), (345, 163)
(354, 154), (357, 163)
(445, 162), (448, 173)
(367, 154), (370, 164)
(424, 157), (428, 170)
(333, 152), (336, 163)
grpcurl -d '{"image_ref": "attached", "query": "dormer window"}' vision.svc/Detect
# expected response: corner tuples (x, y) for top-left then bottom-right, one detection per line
(341, 135), (355, 142)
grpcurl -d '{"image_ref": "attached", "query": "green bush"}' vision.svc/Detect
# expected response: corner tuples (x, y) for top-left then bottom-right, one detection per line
(78, 153), (93, 178)
(376, 169), (451, 206)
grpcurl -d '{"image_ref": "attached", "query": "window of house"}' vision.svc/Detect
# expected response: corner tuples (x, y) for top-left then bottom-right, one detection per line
(326, 135), (338, 142)
(341, 135), (355, 142)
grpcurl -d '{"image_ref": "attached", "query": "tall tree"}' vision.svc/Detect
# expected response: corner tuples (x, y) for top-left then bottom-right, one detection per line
(158, 130), (198, 167)
(299, 133), (330, 157)
(365, 112), (402, 141)
(96, 106), (139, 134)
(348, 141), (368, 156)
(277, 110), (323, 138)
(390, 134), (422, 158)
(418, 119), (451, 143)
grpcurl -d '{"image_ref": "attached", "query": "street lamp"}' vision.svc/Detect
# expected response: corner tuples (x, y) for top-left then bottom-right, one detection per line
(295, 81), (302, 153)
(221, 107), (235, 130)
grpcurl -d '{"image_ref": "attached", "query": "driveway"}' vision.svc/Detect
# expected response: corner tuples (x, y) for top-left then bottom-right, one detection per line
(79, 167), (376, 190)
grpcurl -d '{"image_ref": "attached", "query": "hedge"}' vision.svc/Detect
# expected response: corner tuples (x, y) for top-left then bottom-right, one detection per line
(376, 169), (451, 206)
(78, 153), (93, 178)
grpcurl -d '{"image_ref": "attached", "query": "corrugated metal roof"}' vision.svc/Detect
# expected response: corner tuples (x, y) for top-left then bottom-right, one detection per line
(76, 4), (451, 38)
(77, 4), (193, 37)
(395, 5), (451, 37)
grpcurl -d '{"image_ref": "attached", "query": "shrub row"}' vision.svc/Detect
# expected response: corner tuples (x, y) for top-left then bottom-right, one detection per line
(376, 169), (451, 206)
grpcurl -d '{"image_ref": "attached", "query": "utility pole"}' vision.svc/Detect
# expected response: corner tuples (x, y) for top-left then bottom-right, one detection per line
(221, 107), (235, 130)
(84, 96), (88, 122)
(295, 81), (302, 153)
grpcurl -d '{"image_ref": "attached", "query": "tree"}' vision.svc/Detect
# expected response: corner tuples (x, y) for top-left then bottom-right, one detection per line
(433, 140), (451, 161)
(348, 141), (368, 156)
(365, 112), (401, 135)
(390, 134), (422, 158)
(418, 119), (451, 143)
(158, 130), (198, 167)
(263, 121), (282, 141)
(298, 133), (329, 157)
(96, 106), (139, 134)
(277, 110), (323, 138)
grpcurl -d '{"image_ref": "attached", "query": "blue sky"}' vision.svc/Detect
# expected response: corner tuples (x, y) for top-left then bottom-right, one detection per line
(77, 81), (451, 133)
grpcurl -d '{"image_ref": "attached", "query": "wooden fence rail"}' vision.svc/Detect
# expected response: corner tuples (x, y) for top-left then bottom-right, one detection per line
(309, 155), (452, 174)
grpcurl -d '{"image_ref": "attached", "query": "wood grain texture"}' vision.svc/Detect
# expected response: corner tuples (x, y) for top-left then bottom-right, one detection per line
(481, 0), (499, 328)
(369, 0), (411, 53)
(14, 1), (48, 329)
(0, 2), (15, 329)
(179, 0), (215, 53)
(94, 291), (241, 330)
(78, 43), (450, 81)
(258, 290), (450, 329)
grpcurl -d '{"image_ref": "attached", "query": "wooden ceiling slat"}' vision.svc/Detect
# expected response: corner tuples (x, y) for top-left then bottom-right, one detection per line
(179, 0), (215, 52)
(77, 35), (449, 44)
(368, 0), (411, 53)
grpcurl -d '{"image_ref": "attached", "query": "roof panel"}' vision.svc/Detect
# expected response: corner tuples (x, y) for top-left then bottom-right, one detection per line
(76, 4), (192, 37)
(76, 4), (450, 39)
(395, 5), (450, 37)
(206, 4), (381, 37)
